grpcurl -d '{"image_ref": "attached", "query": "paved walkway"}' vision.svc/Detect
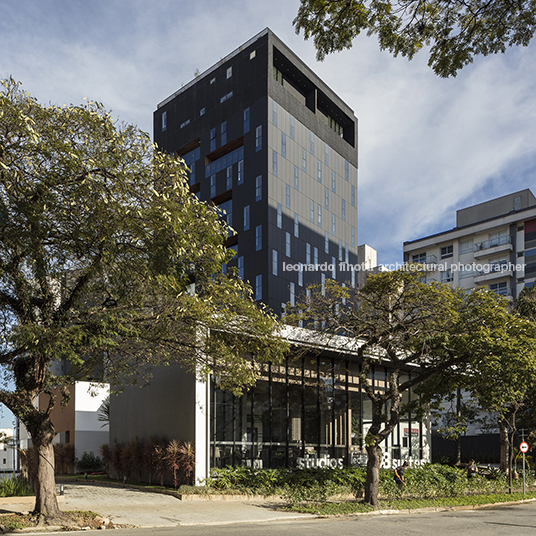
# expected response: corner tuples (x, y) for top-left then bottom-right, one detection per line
(0, 483), (314, 528)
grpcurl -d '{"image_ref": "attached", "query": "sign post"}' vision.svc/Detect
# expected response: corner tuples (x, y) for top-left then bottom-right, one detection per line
(520, 437), (529, 495)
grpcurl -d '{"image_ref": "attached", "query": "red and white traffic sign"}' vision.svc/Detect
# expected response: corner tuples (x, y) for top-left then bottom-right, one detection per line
(520, 441), (529, 453)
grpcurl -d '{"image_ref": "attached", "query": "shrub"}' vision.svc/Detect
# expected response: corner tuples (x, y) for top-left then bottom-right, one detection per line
(75, 451), (103, 473)
(0, 476), (33, 497)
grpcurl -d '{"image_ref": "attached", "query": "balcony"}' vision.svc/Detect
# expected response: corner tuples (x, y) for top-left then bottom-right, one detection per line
(473, 235), (512, 259)
(408, 254), (438, 268)
(474, 263), (513, 284)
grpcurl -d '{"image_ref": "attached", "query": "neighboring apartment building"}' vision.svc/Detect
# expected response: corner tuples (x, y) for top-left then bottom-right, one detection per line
(154, 28), (359, 315)
(403, 189), (536, 458)
(403, 189), (536, 299)
(0, 428), (16, 474)
(19, 382), (109, 471)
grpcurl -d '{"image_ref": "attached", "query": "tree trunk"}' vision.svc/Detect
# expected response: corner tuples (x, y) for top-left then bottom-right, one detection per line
(455, 387), (462, 465)
(364, 444), (383, 509)
(26, 416), (63, 518)
(499, 419), (509, 473)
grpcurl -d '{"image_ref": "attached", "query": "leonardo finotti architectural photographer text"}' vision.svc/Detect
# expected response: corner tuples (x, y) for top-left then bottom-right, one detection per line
(282, 262), (526, 273)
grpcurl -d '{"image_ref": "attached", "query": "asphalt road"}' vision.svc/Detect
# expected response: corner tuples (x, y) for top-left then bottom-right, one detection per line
(108, 501), (536, 536)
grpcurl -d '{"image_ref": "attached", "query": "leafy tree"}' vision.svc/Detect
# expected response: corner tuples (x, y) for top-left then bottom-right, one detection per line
(421, 288), (536, 481)
(0, 79), (287, 519)
(289, 271), (529, 507)
(293, 0), (536, 77)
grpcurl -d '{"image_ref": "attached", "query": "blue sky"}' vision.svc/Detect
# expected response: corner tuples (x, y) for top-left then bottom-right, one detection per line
(2, 0), (535, 265)
(1, 0), (535, 424)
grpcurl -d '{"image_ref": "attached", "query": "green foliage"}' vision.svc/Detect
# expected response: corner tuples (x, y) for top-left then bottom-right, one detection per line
(0, 78), (287, 515)
(293, 0), (536, 77)
(0, 476), (34, 497)
(204, 464), (533, 506)
(75, 452), (103, 473)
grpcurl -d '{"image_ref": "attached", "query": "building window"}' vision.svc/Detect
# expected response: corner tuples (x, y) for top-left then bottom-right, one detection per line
(310, 200), (314, 223)
(441, 270), (453, 283)
(180, 119), (190, 129)
(220, 91), (233, 103)
(277, 203), (282, 228)
(272, 249), (278, 276)
(332, 170), (336, 193)
(317, 160), (322, 183)
(226, 66), (232, 79)
(490, 281), (509, 296)
(460, 239), (473, 254)
(345, 160), (349, 181)
(290, 115), (295, 140)
(281, 132), (286, 158)
(221, 121), (227, 145)
(342, 199), (346, 221)
(219, 199), (232, 229)
(306, 243), (311, 265)
(256, 125), (262, 152)
(352, 227), (356, 248)
(226, 166), (232, 190)
(210, 128), (216, 152)
(440, 245), (453, 259)
(272, 150), (278, 176)
(255, 175), (262, 201)
(250, 50), (256, 59)
(310, 131), (315, 155)
(332, 214), (336, 235)
(286, 232), (291, 257)
(302, 148), (307, 172)
(210, 174), (216, 198)
(298, 265), (303, 286)
(294, 166), (299, 190)
(314, 247), (319, 265)
(332, 257), (336, 278)
(238, 256), (244, 279)
(317, 205), (322, 227)
(338, 240), (343, 261)
(345, 243), (349, 264)
(243, 108), (250, 134)
(285, 184), (291, 209)
(237, 160), (244, 184)
(290, 282), (295, 306)
(294, 213), (299, 237)
(255, 225), (262, 251)
(200, 107), (205, 116)
(351, 185), (356, 207)
(210, 77), (216, 84)
(324, 143), (329, 166)
(272, 100), (278, 126)
(412, 252), (427, 263)
(162, 111), (167, 132)
(255, 275), (262, 300)
(244, 205), (250, 231)
(325, 187), (329, 210)
(325, 231), (329, 254)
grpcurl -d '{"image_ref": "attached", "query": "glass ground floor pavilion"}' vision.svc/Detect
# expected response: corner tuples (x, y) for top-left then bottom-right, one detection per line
(211, 353), (430, 470)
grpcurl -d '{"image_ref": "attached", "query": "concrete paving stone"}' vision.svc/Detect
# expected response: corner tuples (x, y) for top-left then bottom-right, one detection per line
(1, 483), (314, 528)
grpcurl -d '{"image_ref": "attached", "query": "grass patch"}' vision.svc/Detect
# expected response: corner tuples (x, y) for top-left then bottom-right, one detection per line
(287, 491), (536, 515)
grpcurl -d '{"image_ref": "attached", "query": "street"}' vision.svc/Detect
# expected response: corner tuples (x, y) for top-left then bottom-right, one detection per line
(111, 501), (536, 536)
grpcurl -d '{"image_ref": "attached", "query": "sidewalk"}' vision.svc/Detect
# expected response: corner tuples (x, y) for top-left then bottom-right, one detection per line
(0, 483), (314, 528)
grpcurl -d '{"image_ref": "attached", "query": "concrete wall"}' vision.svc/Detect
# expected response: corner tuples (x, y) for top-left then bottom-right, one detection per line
(110, 364), (198, 445)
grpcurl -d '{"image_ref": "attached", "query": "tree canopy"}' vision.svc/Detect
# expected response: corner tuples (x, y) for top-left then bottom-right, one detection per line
(0, 78), (287, 517)
(293, 0), (536, 77)
(288, 270), (536, 507)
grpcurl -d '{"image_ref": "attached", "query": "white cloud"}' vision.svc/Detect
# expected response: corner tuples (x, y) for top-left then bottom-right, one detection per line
(2, 0), (535, 269)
